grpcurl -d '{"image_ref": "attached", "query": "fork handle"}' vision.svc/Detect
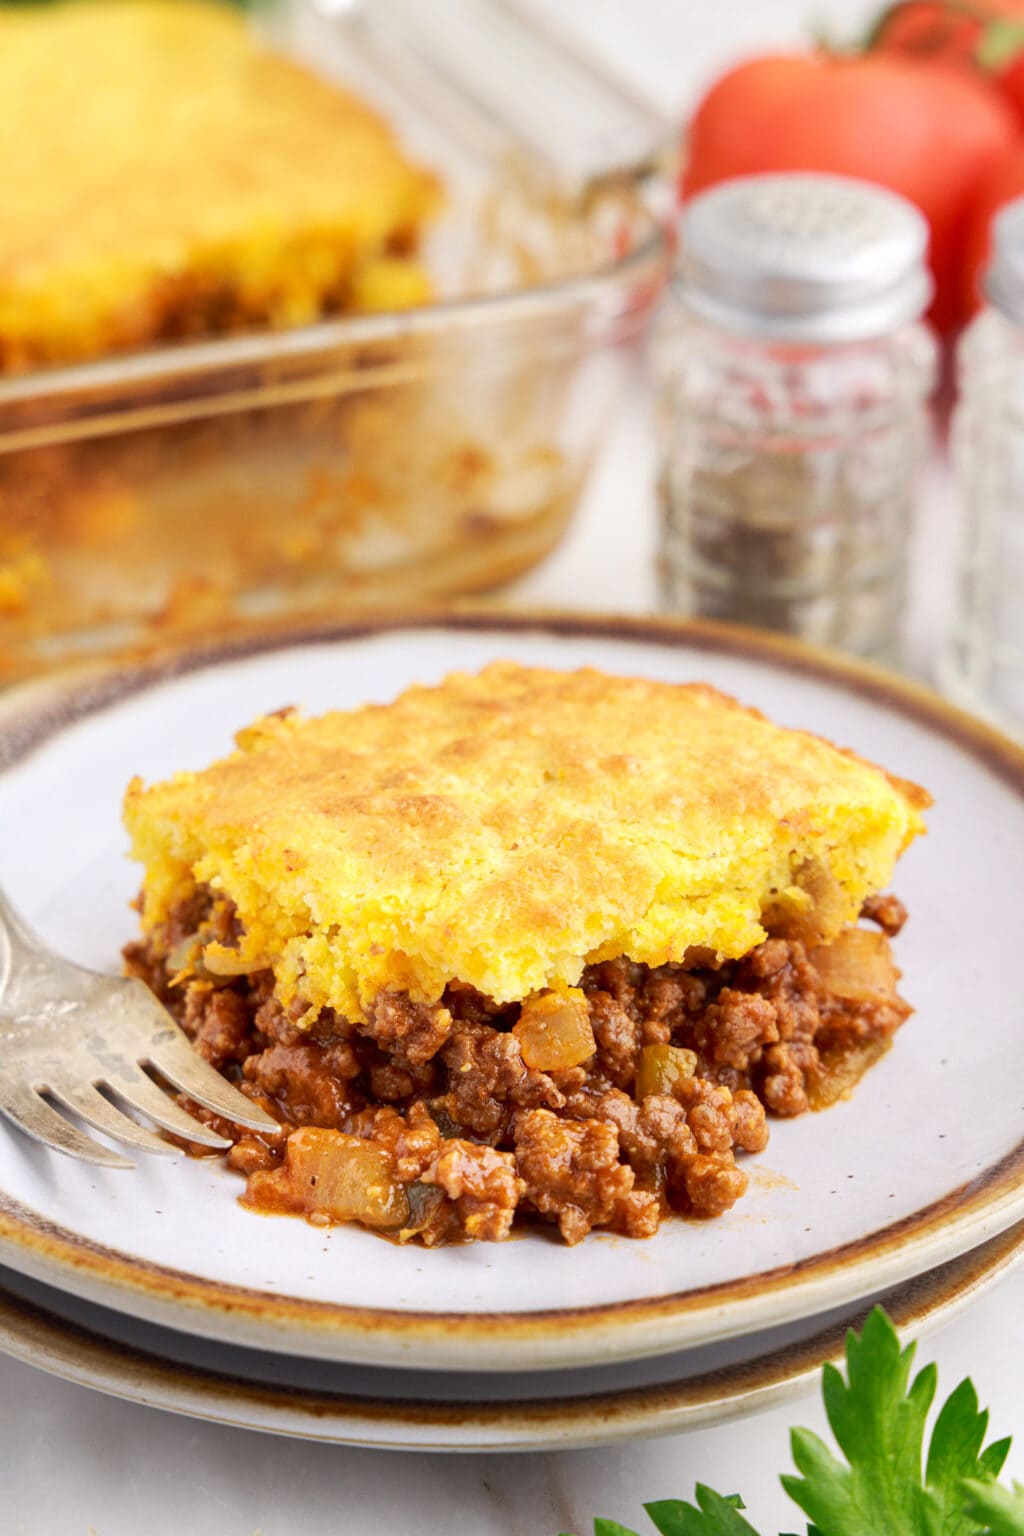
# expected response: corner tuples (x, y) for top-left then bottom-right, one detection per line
(0, 883), (41, 946)
(0, 883), (46, 997)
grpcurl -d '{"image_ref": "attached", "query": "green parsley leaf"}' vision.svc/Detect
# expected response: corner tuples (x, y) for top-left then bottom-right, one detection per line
(574, 1306), (1018, 1536)
(781, 1308), (936, 1535)
(557, 1524), (642, 1536)
(644, 1489), (760, 1536)
(557, 1522), (641, 1536)
(781, 1307), (1009, 1536)
(961, 1480), (1024, 1536)
(926, 1377), (1011, 1533)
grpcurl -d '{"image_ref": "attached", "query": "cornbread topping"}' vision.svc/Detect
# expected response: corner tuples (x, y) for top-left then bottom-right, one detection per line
(124, 663), (930, 1245)
(0, 0), (437, 372)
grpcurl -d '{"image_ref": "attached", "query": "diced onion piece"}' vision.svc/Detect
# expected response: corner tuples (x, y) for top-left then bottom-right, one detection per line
(513, 988), (595, 1071)
(807, 1037), (890, 1111)
(201, 943), (256, 977)
(165, 933), (201, 977)
(810, 928), (898, 1005)
(635, 1043), (698, 1102)
(769, 857), (850, 945)
(786, 860), (847, 940)
(799, 858), (849, 942)
(244, 1128), (410, 1229)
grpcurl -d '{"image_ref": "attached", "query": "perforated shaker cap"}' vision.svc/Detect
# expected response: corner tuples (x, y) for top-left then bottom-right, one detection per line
(678, 173), (933, 343)
(984, 196), (1024, 326)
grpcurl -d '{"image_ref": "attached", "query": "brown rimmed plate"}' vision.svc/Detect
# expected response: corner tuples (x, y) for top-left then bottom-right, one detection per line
(0, 1221), (1019, 1451)
(0, 612), (1022, 1373)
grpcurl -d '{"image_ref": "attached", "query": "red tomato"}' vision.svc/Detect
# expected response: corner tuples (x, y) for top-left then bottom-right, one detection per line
(682, 52), (1019, 332)
(961, 140), (1024, 314)
(869, 0), (992, 70)
(870, 0), (1024, 130)
(995, 48), (1024, 126)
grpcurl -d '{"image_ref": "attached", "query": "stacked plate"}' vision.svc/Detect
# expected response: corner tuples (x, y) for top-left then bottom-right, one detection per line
(1, 615), (1022, 1451)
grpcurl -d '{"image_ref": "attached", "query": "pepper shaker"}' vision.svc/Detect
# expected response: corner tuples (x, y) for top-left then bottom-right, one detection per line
(945, 197), (1024, 735)
(652, 173), (938, 662)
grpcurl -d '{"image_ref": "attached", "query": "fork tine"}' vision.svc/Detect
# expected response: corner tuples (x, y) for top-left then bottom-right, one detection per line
(47, 1080), (180, 1158)
(146, 1032), (279, 1133)
(0, 1082), (133, 1169)
(101, 1070), (232, 1149)
(115, 980), (278, 1133)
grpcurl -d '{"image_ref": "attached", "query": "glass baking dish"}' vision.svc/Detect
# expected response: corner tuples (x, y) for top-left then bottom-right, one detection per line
(0, 1), (669, 687)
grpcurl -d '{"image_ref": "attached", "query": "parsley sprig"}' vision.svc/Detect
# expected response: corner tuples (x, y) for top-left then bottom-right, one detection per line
(564, 1308), (1023, 1536)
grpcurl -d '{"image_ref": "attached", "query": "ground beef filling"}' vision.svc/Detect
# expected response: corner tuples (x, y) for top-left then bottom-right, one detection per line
(123, 892), (910, 1247)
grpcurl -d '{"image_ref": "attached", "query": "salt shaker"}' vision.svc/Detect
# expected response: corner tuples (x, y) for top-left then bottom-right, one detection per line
(946, 198), (1024, 735)
(653, 173), (938, 662)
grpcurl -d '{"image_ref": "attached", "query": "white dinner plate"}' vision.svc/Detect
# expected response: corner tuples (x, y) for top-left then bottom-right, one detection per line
(0, 614), (1022, 1372)
(0, 1222), (1020, 1451)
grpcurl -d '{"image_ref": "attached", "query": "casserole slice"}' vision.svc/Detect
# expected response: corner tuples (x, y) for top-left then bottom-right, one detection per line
(0, 0), (437, 373)
(124, 662), (929, 1245)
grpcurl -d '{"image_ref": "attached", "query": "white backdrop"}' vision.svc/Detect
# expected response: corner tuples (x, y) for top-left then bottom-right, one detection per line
(3, 3), (1017, 1534)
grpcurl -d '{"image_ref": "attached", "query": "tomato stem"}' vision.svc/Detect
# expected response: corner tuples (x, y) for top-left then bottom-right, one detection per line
(975, 16), (1024, 67)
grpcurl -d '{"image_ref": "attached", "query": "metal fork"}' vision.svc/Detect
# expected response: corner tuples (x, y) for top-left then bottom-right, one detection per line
(0, 886), (278, 1169)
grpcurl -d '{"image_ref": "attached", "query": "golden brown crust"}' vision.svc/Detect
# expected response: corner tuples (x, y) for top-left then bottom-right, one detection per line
(0, 0), (438, 372)
(124, 662), (928, 1025)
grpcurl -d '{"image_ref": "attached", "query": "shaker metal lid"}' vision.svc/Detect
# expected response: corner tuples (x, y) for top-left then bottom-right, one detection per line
(677, 173), (933, 342)
(985, 196), (1024, 325)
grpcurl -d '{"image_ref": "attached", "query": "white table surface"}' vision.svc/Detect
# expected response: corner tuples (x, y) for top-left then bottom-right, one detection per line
(4, 3), (1021, 1531)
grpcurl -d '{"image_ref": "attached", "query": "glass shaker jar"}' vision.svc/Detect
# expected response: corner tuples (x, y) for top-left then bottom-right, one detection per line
(945, 198), (1024, 735)
(653, 173), (938, 662)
